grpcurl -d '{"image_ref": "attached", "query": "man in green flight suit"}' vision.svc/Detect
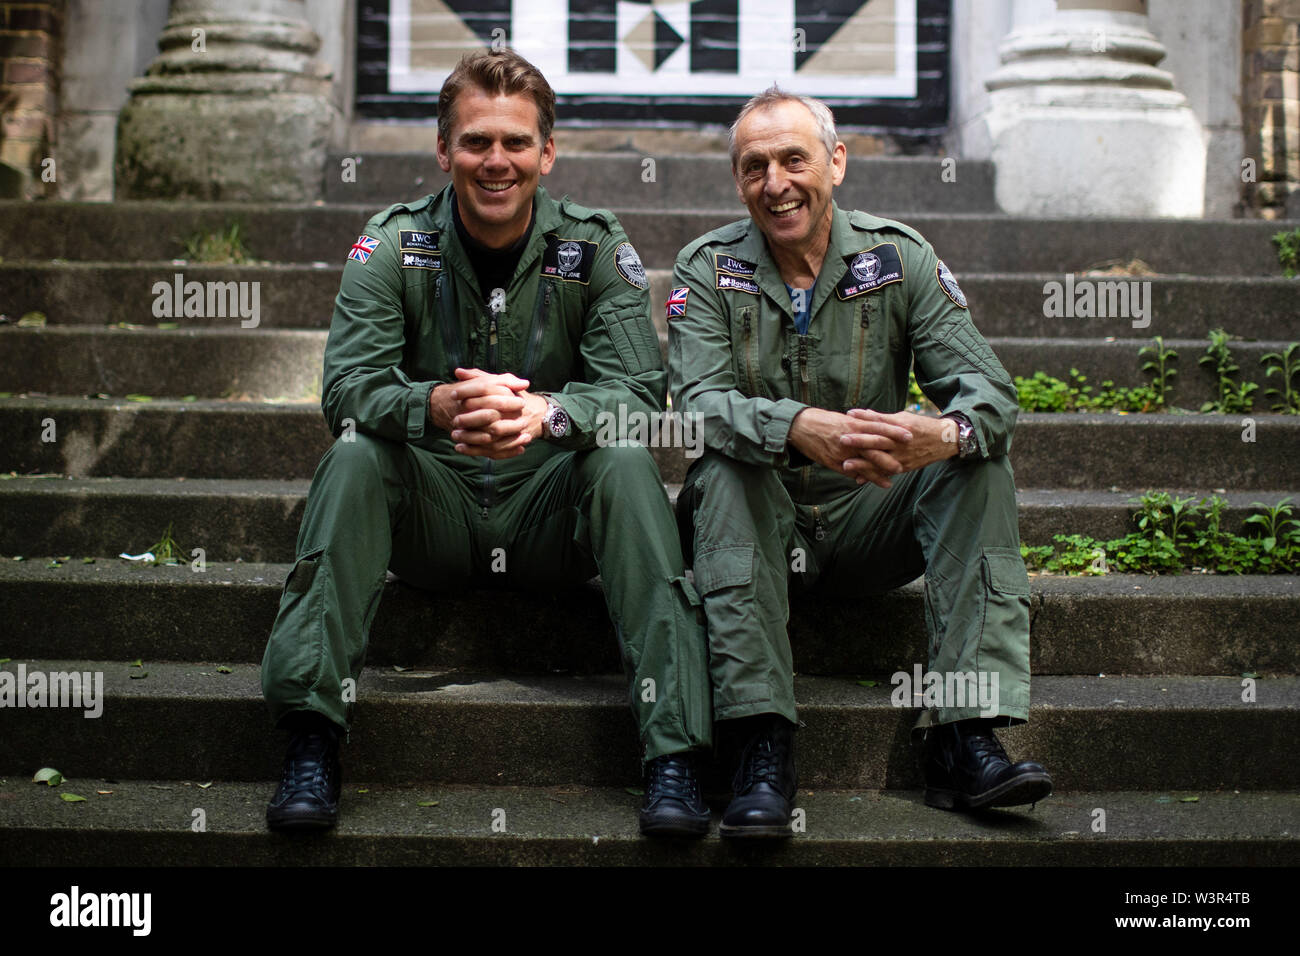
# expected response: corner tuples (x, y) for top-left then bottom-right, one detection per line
(670, 88), (1052, 838)
(261, 49), (712, 836)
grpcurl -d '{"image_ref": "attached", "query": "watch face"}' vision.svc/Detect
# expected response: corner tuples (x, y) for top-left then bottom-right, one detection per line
(547, 407), (570, 439)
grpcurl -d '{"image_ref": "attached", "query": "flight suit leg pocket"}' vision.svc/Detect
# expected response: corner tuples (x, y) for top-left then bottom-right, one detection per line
(978, 546), (1032, 719)
(692, 544), (754, 595)
(264, 547), (328, 714)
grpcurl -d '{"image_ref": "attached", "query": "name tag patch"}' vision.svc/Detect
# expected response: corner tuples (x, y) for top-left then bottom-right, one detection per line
(717, 272), (760, 295)
(542, 235), (598, 284)
(399, 230), (439, 253)
(401, 251), (442, 270)
(836, 242), (904, 300)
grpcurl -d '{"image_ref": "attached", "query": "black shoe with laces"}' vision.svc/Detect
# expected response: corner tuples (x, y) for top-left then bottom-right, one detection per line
(266, 722), (342, 831)
(719, 716), (797, 838)
(924, 720), (1052, 811)
(639, 752), (710, 837)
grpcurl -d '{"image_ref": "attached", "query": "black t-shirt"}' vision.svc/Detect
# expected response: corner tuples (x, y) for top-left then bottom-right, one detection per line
(451, 192), (536, 303)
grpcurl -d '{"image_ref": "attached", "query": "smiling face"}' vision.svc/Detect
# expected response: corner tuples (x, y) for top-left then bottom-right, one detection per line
(732, 99), (846, 261)
(436, 87), (556, 249)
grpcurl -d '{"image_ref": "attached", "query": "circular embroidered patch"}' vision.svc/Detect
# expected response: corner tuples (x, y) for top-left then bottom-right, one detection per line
(851, 251), (881, 283)
(936, 259), (967, 308)
(614, 242), (648, 289)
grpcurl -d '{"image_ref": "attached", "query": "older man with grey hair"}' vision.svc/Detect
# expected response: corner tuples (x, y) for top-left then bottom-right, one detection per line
(668, 87), (1051, 837)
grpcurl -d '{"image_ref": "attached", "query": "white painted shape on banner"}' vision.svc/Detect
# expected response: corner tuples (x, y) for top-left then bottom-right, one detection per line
(390, 0), (412, 79)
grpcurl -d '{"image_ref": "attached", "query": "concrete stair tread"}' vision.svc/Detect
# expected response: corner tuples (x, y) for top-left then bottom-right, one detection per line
(2, 660), (1294, 790)
(1, 660), (1292, 706)
(1, 477), (1296, 564)
(0, 203), (1288, 276)
(2, 399), (1295, 488)
(2, 779), (1295, 867)
(5, 560), (1296, 676)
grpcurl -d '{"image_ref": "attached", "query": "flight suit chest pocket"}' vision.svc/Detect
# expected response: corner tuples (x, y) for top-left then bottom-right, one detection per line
(731, 304), (763, 398)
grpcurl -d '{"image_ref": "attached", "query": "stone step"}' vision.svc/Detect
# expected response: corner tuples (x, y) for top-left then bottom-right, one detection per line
(1, 778), (1292, 866)
(1, 477), (1293, 562)
(321, 153), (999, 213)
(0, 202), (1287, 275)
(1, 562), (1296, 676)
(1, 325), (1289, 409)
(7, 263), (1297, 341)
(0, 662), (1293, 791)
(1, 399), (1294, 487)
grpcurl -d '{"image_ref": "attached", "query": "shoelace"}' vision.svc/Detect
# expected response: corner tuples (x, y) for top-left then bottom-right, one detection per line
(962, 732), (1010, 766)
(280, 733), (337, 794)
(647, 756), (699, 803)
(737, 737), (788, 791)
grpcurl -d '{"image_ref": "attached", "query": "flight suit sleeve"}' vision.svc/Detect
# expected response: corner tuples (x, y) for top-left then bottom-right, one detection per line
(320, 217), (443, 441)
(667, 245), (807, 466)
(904, 238), (1019, 458)
(545, 222), (666, 450)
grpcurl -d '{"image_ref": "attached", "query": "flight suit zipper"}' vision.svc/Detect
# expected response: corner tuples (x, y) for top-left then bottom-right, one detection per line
(523, 281), (552, 379)
(742, 311), (759, 396)
(812, 504), (826, 541)
(850, 301), (872, 407)
(434, 273), (463, 369)
(798, 336), (811, 498)
(482, 286), (505, 517)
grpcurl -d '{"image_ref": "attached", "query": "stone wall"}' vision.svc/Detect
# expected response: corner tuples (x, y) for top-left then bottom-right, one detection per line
(1241, 0), (1300, 217)
(0, 0), (62, 197)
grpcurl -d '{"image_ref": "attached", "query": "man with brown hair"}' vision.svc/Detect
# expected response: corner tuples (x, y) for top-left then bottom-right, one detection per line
(261, 49), (713, 837)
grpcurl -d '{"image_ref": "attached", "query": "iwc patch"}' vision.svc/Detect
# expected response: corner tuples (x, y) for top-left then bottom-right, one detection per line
(936, 259), (968, 308)
(614, 241), (648, 289)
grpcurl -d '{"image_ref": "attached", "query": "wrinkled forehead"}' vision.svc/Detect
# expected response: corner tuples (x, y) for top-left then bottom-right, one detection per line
(733, 102), (820, 163)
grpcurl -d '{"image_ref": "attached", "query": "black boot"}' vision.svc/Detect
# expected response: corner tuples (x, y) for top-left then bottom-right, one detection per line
(639, 752), (710, 837)
(267, 716), (342, 831)
(924, 720), (1052, 811)
(719, 716), (797, 838)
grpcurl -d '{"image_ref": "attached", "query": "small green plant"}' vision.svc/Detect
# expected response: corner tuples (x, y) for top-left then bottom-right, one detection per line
(147, 522), (185, 566)
(1022, 493), (1300, 575)
(1273, 228), (1300, 278)
(1199, 328), (1257, 413)
(1015, 368), (1159, 413)
(181, 222), (248, 264)
(1139, 336), (1177, 407)
(1243, 497), (1300, 572)
(1261, 342), (1300, 413)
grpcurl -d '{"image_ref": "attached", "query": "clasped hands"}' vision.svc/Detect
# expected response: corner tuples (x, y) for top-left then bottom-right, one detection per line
(788, 406), (959, 489)
(428, 367), (550, 459)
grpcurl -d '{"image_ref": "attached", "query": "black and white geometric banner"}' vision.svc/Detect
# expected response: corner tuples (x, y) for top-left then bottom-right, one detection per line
(387, 0), (915, 97)
(358, 0), (948, 129)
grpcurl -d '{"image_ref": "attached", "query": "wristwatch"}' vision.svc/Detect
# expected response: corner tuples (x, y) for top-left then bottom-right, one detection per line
(944, 413), (979, 460)
(540, 393), (571, 441)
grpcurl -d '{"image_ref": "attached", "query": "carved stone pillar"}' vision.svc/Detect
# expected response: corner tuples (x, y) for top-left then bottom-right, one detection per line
(985, 0), (1207, 217)
(115, 0), (341, 200)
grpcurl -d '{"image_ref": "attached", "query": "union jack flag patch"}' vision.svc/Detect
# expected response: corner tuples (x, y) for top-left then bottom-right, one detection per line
(666, 286), (690, 320)
(348, 235), (381, 264)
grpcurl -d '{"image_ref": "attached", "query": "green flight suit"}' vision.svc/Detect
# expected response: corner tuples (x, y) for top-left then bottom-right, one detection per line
(261, 184), (712, 762)
(668, 202), (1031, 729)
